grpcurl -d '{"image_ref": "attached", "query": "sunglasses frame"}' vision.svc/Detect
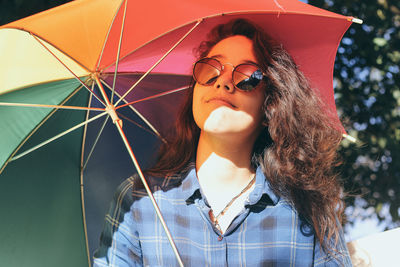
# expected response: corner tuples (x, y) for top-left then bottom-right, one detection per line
(192, 57), (267, 92)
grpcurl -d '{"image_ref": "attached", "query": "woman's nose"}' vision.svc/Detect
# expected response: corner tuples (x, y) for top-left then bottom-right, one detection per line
(214, 67), (234, 93)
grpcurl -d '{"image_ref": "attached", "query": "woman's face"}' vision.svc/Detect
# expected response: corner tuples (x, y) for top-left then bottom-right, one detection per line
(192, 35), (265, 141)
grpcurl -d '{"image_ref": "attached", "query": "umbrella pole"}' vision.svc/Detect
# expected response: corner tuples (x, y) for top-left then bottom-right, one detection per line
(115, 118), (185, 267)
(94, 77), (185, 267)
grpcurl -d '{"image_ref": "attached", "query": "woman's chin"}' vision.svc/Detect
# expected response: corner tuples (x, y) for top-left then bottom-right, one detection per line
(203, 121), (253, 137)
(202, 109), (255, 134)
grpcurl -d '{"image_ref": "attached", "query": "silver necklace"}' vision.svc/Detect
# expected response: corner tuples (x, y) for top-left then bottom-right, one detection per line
(209, 174), (256, 233)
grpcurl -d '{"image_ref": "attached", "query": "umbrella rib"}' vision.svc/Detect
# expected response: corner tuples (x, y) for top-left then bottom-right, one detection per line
(79, 85), (92, 267)
(81, 82), (111, 172)
(95, 0), (125, 71)
(114, 19), (202, 107)
(113, 119), (184, 267)
(0, 102), (104, 112)
(31, 34), (106, 107)
(121, 104), (163, 140)
(101, 19), (203, 71)
(0, 85), (84, 174)
(81, 83), (94, 169)
(110, 0), (128, 104)
(116, 112), (161, 140)
(80, 82), (96, 267)
(10, 112), (108, 162)
(82, 115), (110, 171)
(101, 79), (163, 140)
(116, 85), (190, 109)
(273, 0), (286, 12)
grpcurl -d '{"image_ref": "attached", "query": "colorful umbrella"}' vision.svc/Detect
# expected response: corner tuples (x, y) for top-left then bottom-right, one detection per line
(0, 0), (361, 266)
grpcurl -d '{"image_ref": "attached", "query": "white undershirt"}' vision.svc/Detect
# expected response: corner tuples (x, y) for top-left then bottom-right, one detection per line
(208, 182), (255, 234)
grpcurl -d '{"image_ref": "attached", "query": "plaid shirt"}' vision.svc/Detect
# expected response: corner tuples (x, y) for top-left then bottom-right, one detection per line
(93, 163), (352, 266)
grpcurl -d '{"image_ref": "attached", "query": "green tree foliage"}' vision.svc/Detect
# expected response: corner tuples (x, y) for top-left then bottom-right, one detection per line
(311, 0), (400, 227)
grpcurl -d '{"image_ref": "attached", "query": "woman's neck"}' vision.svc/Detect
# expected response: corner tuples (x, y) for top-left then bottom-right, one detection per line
(196, 131), (256, 198)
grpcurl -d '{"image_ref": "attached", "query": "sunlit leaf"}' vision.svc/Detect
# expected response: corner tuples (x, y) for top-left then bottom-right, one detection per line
(373, 37), (387, 47)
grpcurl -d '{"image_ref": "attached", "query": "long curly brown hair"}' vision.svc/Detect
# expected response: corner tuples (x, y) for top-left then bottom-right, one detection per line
(147, 19), (345, 255)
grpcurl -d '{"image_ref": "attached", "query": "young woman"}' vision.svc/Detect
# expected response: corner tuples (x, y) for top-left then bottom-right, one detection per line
(94, 19), (352, 266)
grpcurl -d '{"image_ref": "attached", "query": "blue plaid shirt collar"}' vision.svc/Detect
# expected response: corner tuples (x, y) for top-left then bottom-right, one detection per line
(181, 162), (280, 206)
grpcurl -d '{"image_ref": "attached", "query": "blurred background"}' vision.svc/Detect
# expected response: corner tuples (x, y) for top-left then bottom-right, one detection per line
(1, 0), (399, 242)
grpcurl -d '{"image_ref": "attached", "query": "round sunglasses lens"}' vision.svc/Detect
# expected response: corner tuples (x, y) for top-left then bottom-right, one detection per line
(194, 58), (221, 85)
(233, 64), (263, 91)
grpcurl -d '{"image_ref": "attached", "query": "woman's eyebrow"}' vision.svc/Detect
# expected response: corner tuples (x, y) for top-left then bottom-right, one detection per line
(242, 59), (258, 65)
(209, 55), (258, 65)
(209, 54), (225, 60)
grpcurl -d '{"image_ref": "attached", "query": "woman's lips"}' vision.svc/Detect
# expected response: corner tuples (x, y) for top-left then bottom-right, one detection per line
(206, 97), (236, 108)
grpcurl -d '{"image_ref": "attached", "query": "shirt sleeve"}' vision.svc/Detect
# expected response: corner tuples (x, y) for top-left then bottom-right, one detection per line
(93, 176), (143, 267)
(313, 220), (353, 266)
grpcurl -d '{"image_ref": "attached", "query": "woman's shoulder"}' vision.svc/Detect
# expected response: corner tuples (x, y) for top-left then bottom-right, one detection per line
(124, 163), (195, 197)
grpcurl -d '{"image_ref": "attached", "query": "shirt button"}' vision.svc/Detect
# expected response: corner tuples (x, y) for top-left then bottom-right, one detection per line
(218, 235), (223, 241)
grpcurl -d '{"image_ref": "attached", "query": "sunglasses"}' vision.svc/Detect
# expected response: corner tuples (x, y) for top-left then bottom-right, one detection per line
(192, 57), (266, 92)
